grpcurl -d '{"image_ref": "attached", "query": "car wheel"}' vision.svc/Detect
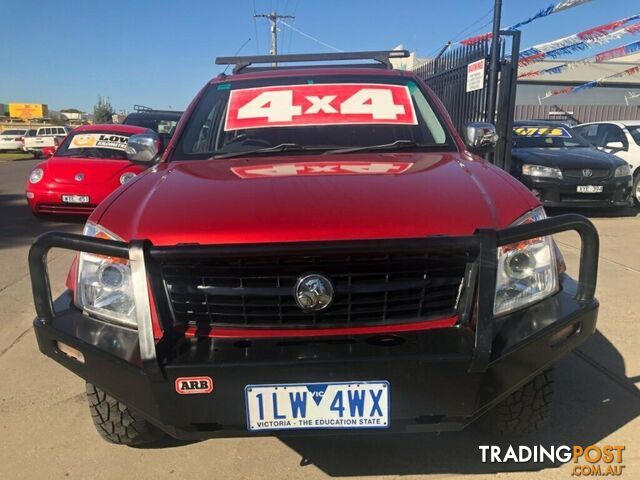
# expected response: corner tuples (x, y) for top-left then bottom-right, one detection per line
(478, 368), (553, 435)
(32, 151), (42, 159)
(633, 174), (640, 207)
(86, 383), (165, 446)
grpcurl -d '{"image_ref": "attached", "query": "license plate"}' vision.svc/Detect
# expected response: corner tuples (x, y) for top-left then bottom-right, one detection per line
(62, 195), (89, 203)
(576, 185), (603, 193)
(245, 381), (390, 431)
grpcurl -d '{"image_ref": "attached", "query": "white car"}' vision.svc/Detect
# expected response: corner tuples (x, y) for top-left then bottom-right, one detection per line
(0, 128), (36, 152)
(574, 121), (640, 205)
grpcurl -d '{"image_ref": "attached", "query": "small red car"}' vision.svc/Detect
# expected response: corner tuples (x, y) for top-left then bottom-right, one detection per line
(25, 124), (150, 216)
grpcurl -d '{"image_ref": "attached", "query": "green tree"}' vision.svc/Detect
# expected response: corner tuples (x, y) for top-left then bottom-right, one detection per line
(93, 96), (114, 124)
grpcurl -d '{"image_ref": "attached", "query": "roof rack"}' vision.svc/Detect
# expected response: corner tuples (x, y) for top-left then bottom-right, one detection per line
(215, 50), (410, 74)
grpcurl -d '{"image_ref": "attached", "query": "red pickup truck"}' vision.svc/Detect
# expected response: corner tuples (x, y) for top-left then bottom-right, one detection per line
(29, 51), (599, 445)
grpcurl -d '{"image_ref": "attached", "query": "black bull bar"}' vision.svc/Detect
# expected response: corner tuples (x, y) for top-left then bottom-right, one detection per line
(29, 213), (598, 380)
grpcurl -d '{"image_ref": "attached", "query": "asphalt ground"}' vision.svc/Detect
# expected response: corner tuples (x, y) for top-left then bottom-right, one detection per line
(0, 158), (638, 479)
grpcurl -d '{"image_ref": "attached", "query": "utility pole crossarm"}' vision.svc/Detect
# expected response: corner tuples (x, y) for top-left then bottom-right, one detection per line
(254, 11), (296, 66)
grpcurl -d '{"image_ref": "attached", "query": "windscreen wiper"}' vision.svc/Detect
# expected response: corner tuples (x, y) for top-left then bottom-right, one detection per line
(214, 143), (326, 159)
(322, 140), (428, 155)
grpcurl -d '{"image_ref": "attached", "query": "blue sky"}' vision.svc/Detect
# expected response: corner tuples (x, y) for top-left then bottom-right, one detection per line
(1, 0), (637, 112)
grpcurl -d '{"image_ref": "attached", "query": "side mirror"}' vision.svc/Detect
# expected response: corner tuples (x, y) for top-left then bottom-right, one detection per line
(463, 122), (499, 155)
(605, 140), (625, 151)
(126, 132), (161, 163)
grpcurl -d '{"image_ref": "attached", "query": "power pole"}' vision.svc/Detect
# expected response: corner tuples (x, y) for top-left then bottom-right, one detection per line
(254, 11), (295, 66)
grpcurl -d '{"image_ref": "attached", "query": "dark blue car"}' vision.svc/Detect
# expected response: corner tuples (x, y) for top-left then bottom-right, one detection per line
(510, 121), (632, 208)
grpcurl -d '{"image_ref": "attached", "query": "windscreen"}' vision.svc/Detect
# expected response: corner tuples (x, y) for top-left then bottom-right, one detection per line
(55, 131), (133, 160)
(627, 125), (640, 146)
(173, 74), (455, 159)
(124, 115), (180, 134)
(1, 130), (26, 136)
(512, 125), (590, 148)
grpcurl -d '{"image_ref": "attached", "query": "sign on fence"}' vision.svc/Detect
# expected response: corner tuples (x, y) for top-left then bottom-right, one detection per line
(466, 59), (485, 93)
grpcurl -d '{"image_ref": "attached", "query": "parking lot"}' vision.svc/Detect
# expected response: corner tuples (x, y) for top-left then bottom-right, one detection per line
(0, 157), (639, 479)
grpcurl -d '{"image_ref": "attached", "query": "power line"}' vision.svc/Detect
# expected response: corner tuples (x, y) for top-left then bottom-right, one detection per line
(278, 19), (343, 52)
(451, 7), (495, 43)
(281, 0), (290, 52)
(426, 7), (494, 58)
(252, 0), (260, 53)
(287, 0), (300, 53)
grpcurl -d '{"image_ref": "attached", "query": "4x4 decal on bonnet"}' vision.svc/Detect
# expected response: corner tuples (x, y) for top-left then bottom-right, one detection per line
(231, 161), (413, 178)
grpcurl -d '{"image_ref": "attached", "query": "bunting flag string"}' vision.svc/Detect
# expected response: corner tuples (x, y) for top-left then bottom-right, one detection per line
(518, 14), (640, 65)
(540, 65), (640, 100)
(460, 0), (592, 46)
(519, 37), (640, 78)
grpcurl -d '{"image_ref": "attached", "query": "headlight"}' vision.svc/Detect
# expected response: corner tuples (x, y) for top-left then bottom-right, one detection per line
(494, 207), (559, 316)
(120, 172), (136, 184)
(76, 222), (137, 328)
(614, 164), (631, 177)
(29, 168), (44, 183)
(522, 164), (562, 179)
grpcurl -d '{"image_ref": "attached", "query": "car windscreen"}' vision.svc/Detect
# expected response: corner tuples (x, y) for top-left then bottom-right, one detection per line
(55, 132), (132, 160)
(173, 74), (456, 160)
(512, 125), (591, 148)
(1, 130), (26, 136)
(124, 115), (180, 134)
(627, 125), (640, 146)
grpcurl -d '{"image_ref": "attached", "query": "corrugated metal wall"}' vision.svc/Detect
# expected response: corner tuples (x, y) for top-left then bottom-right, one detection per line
(515, 104), (640, 123)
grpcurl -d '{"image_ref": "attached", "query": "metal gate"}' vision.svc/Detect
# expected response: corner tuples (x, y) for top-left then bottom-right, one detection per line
(414, 31), (521, 171)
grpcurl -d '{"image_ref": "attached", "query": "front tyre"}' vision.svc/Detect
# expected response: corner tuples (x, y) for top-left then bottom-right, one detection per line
(633, 174), (640, 207)
(479, 368), (553, 435)
(86, 383), (165, 446)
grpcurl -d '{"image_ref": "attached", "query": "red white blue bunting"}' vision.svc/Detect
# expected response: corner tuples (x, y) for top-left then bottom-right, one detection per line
(519, 15), (640, 65)
(519, 37), (640, 78)
(540, 65), (640, 100)
(460, 0), (592, 46)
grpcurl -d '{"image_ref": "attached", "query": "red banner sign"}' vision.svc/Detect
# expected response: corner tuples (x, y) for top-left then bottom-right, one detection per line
(232, 161), (413, 179)
(224, 83), (417, 131)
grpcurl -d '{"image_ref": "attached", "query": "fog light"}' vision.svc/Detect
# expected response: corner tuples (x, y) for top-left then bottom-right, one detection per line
(56, 341), (85, 363)
(98, 263), (126, 289)
(504, 250), (536, 279)
(26, 191), (34, 199)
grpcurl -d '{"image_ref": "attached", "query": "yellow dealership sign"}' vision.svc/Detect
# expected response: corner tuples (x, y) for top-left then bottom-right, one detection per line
(9, 103), (48, 119)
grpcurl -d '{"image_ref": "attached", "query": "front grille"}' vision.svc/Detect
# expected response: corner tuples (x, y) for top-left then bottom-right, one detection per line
(562, 168), (610, 179)
(560, 193), (613, 202)
(161, 252), (469, 329)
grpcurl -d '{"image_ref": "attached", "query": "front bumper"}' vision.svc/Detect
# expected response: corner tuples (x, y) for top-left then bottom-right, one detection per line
(29, 214), (600, 438)
(26, 185), (104, 215)
(34, 286), (597, 438)
(520, 175), (632, 207)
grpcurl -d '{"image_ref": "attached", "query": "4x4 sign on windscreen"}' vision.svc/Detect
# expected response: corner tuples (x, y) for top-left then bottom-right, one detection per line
(224, 83), (418, 130)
